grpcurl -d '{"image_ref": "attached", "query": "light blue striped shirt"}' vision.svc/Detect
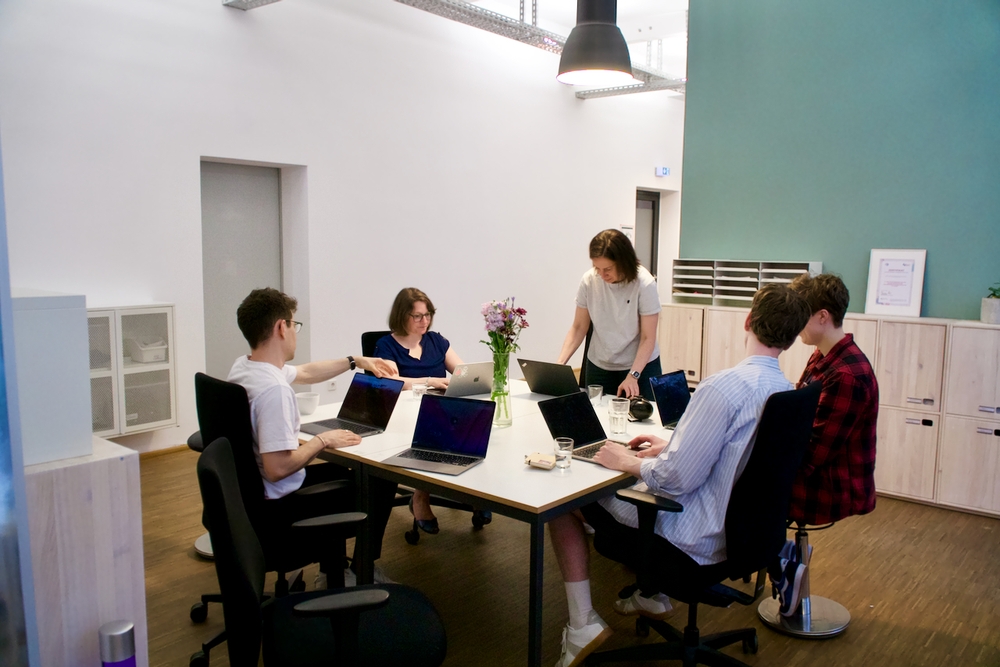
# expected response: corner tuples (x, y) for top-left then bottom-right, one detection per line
(599, 356), (791, 565)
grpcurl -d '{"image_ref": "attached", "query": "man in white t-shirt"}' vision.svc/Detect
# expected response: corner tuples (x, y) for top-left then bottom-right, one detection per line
(227, 287), (399, 584)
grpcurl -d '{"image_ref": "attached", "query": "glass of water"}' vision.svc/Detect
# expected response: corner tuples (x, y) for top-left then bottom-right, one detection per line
(608, 397), (629, 438)
(412, 381), (428, 400)
(587, 384), (603, 406)
(554, 437), (574, 471)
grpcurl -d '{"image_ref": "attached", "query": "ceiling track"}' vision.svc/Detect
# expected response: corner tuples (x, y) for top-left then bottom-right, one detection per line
(394, 0), (685, 98)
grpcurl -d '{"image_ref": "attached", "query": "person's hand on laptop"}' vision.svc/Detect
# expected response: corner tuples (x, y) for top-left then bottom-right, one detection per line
(318, 429), (362, 449)
(627, 434), (668, 458)
(357, 356), (398, 378)
(592, 441), (642, 475)
(428, 377), (450, 390)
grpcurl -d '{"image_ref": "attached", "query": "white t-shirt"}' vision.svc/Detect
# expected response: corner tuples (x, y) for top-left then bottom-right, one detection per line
(575, 265), (661, 371)
(227, 355), (304, 499)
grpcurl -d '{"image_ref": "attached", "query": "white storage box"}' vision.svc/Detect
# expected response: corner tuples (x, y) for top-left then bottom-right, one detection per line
(125, 337), (167, 363)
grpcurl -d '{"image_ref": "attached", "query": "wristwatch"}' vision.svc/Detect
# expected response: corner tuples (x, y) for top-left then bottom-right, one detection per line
(629, 370), (641, 379)
(347, 356), (356, 371)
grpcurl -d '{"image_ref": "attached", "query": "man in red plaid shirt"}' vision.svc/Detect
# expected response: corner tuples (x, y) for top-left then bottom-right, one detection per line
(788, 273), (878, 525)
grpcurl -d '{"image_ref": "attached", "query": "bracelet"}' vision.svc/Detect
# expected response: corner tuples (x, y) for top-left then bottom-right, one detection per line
(317, 433), (329, 448)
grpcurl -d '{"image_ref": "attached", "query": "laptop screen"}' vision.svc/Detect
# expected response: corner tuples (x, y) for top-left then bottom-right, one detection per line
(338, 374), (404, 428)
(411, 395), (495, 457)
(537, 391), (607, 446)
(649, 371), (691, 427)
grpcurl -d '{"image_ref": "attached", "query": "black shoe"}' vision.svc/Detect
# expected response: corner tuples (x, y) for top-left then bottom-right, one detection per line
(408, 495), (439, 534)
(472, 509), (492, 527)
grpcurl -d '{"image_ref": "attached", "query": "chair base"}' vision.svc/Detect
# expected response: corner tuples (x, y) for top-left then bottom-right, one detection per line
(588, 613), (758, 667)
(757, 595), (850, 638)
(194, 532), (214, 559)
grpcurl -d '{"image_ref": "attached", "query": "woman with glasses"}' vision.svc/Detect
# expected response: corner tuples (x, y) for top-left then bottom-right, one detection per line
(374, 287), (490, 534)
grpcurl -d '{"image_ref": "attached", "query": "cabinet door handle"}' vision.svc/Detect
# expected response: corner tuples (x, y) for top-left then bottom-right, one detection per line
(687, 370), (696, 376)
(977, 427), (993, 435)
(980, 405), (998, 413)
(906, 397), (934, 405)
(906, 418), (922, 425)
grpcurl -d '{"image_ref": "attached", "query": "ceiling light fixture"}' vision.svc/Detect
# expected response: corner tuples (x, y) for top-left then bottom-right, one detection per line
(557, 0), (636, 86)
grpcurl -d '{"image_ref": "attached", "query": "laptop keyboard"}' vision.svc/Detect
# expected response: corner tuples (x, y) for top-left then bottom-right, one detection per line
(314, 418), (379, 436)
(572, 442), (604, 460)
(399, 449), (480, 467)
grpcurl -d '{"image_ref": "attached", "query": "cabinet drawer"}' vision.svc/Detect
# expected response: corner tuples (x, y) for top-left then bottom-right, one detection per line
(659, 306), (703, 382)
(876, 321), (945, 412)
(937, 416), (1000, 513)
(945, 327), (1000, 421)
(874, 406), (938, 500)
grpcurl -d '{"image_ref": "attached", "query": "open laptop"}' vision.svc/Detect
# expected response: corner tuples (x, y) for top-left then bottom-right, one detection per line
(517, 358), (581, 397)
(300, 373), (404, 437)
(381, 394), (496, 475)
(537, 391), (635, 463)
(648, 370), (692, 429)
(427, 361), (493, 397)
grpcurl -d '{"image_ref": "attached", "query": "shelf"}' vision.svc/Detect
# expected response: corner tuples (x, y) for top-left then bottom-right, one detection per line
(672, 259), (822, 306)
(122, 361), (171, 373)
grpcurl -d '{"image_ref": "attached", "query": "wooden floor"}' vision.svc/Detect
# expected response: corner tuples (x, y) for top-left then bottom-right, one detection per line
(141, 447), (1000, 666)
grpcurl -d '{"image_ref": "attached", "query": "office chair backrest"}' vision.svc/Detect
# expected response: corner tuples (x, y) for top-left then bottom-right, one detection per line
(197, 437), (267, 667)
(361, 331), (392, 375)
(578, 323), (594, 388)
(724, 381), (821, 576)
(194, 372), (267, 530)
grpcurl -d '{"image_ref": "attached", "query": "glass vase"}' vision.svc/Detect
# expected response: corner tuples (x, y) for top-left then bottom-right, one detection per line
(491, 351), (512, 428)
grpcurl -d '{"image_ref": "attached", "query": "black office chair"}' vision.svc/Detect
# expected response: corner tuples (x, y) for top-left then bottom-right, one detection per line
(197, 437), (447, 667)
(586, 381), (821, 667)
(361, 330), (492, 544)
(191, 373), (354, 666)
(578, 323), (594, 388)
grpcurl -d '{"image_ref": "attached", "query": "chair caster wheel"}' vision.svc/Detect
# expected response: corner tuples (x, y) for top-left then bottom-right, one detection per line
(635, 617), (650, 638)
(405, 529), (420, 545)
(742, 634), (758, 654)
(190, 650), (209, 667)
(471, 509), (492, 529)
(190, 602), (208, 623)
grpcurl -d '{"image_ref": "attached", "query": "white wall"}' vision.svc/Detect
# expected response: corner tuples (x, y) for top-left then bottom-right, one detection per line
(0, 0), (685, 452)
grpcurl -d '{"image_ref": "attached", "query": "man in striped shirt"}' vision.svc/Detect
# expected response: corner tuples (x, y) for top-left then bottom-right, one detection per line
(549, 284), (811, 667)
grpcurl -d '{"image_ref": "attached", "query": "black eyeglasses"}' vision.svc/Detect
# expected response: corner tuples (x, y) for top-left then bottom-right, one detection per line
(409, 312), (433, 322)
(285, 320), (303, 332)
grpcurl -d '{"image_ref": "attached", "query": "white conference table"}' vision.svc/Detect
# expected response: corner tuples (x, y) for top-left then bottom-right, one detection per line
(300, 379), (669, 667)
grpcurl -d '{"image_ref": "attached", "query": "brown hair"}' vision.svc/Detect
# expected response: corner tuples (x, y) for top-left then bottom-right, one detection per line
(789, 273), (850, 327)
(589, 229), (639, 283)
(747, 284), (811, 350)
(388, 288), (436, 336)
(237, 287), (298, 349)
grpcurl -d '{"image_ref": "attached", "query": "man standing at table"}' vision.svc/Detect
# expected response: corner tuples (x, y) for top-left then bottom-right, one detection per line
(227, 287), (398, 586)
(547, 284), (811, 667)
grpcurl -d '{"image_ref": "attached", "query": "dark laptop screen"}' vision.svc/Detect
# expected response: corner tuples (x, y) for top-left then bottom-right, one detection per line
(537, 391), (607, 446)
(338, 374), (404, 428)
(411, 395), (495, 457)
(649, 371), (691, 427)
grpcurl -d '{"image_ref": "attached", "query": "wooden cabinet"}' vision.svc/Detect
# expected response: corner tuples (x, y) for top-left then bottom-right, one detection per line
(874, 407), (939, 500)
(779, 337), (814, 385)
(937, 416), (1000, 512)
(658, 305), (704, 381)
(843, 316), (878, 367)
(876, 321), (946, 413)
(703, 308), (747, 378)
(945, 326), (1000, 421)
(88, 305), (176, 436)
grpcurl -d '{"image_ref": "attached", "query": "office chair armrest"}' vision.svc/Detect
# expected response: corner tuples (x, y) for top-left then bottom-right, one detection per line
(292, 588), (390, 617)
(292, 479), (352, 497)
(615, 488), (683, 513)
(291, 511), (367, 530)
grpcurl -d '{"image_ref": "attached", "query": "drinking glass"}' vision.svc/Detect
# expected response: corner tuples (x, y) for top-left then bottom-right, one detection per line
(587, 384), (603, 406)
(412, 381), (428, 399)
(608, 397), (629, 438)
(554, 437), (574, 470)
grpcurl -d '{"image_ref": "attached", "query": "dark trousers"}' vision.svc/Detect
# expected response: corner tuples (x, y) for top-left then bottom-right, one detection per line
(585, 356), (662, 401)
(263, 462), (396, 572)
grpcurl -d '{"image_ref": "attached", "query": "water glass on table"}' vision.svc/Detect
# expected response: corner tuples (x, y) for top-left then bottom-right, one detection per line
(554, 437), (574, 471)
(608, 397), (629, 439)
(412, 381), (428, 400)
(587, 384), (603, 406)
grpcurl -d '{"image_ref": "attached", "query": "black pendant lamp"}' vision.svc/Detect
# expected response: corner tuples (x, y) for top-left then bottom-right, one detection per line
(557, 0), (636, 86)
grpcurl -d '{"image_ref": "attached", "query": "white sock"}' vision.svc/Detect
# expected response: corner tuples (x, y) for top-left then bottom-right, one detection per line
(565, 580), (593, 629)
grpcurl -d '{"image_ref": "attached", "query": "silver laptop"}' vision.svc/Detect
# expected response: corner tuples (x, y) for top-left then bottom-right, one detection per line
(517, 358), (582, 397)
(649, 370), (692, 430)
(537, 391), (634, 463)
(381, 394), (496, 475)
(300, 374), (404, 437)
(427, 361), (493, 397)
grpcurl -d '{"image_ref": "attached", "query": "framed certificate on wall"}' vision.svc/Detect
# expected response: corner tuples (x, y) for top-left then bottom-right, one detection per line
(864, 249), (927, 317)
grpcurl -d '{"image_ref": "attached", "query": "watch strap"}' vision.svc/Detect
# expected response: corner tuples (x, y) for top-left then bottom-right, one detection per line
(347, 356), (356, 371)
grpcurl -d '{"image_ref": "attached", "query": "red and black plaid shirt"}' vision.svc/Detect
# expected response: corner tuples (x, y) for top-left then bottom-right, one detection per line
(789, 334), (879, 525)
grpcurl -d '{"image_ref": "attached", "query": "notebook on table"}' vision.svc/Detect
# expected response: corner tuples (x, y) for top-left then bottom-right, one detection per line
(537, 391), (635, 464)
(300, 373), (404, 437)
(380, 394), (496, 475)
(426, 361), (494, 397)
(648, 370), (692, 430)
(516, 358), (581, 397)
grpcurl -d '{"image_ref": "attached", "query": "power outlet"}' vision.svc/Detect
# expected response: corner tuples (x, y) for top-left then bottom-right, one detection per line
(327, 380), (337, 392)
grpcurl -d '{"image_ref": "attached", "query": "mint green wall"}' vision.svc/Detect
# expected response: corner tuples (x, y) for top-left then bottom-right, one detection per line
(680, 0), (1000, 319)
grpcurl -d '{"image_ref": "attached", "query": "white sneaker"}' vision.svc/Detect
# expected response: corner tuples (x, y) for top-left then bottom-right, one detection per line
(314, 571), (328, 590)
(342, 568), (357, 587)
(555, 611), (612, 667)
(372, 563), (395, 585)
(613, 590), (673, 620)
(341, 564), (393, 587)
